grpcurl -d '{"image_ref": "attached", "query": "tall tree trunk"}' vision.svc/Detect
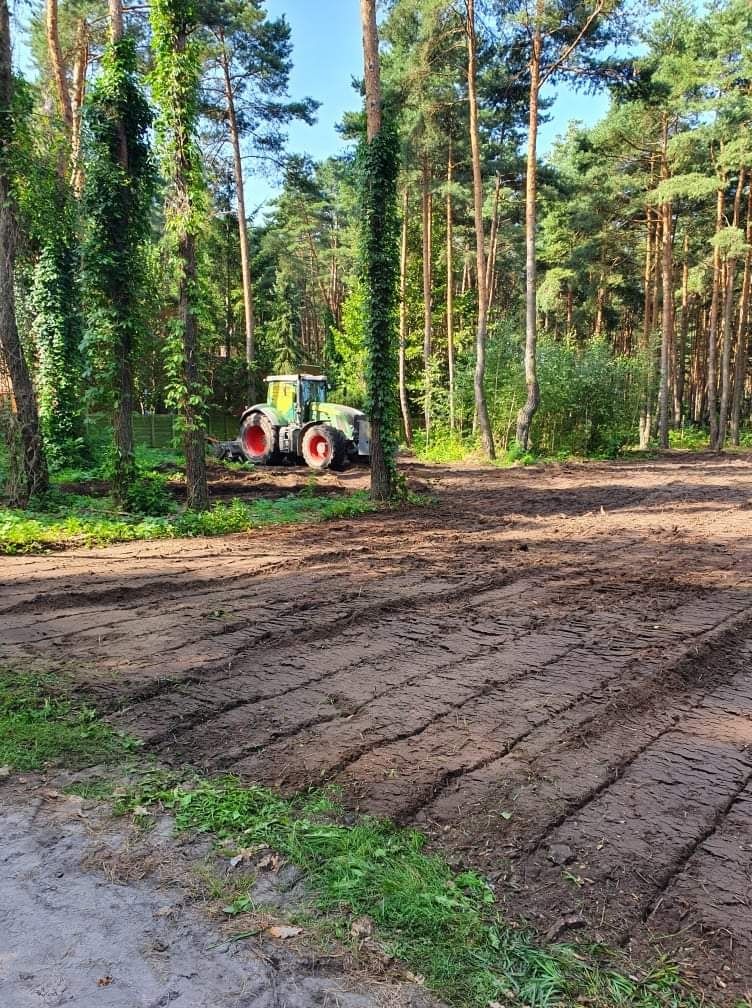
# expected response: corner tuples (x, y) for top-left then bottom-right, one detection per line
(69, 18), (88, 194)
(446, 146), (455, 433)
(658, 122), (673, 449)
(399, 187), (412, 445)
(674, 231), (689, 425)
(708, 183), (725, 450)
(219, 31), (255, 388)
(484, 172), (501, 313)
(731, 185), (752, 445)
(643, 195), (655, 345)
(107, 0), (138, 505)
(361, 0), (396, 500)
(465, 0), (494, 458)
(639, 170), (657, 448)
(46, 0), (73, 132)
(421, 153), (432, 437)
(0, 0), (48, 501)
(516, 11), (542, 450)
(594, 285), (606, 338)
(717, 168), (745, 449)
(174, 19), (207, 510)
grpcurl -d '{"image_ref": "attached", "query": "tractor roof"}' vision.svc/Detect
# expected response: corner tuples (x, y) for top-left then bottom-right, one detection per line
(265, 373), (326, 383)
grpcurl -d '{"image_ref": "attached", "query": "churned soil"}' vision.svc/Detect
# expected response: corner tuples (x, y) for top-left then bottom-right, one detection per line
(3, 452), (752, 1002)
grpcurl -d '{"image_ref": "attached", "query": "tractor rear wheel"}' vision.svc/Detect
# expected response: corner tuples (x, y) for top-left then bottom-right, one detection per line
(301, 424), (348, 471)
(240, 414), (277, 465)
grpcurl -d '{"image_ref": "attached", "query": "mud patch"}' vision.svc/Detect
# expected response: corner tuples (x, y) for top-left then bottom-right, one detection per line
(0, 774), (438, 1008)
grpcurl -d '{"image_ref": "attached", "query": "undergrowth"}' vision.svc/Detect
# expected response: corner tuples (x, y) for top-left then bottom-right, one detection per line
(116, 774), (706, 1008)
(0, 489), (377, 555)
(0, 672), (137, 770)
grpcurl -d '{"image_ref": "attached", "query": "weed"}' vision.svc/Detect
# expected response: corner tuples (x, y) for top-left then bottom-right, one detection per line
(117, 775), (705, 1008)
(0, 490), (378, 555)
(0, 672), (138, 771)
(123, 471), (173, 516)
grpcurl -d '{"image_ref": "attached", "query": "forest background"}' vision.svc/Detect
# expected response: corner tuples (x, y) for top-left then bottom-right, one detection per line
(1, 0), (751, 510)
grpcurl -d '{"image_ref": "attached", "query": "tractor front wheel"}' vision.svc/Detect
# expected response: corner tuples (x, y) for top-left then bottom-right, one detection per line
(240, 414), (277, 465)
(301, 424), (348, 471)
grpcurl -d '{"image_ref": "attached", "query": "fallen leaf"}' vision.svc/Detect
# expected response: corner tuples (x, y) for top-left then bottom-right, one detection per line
(0, 766), (11, 780)
(132, 805), (151, 817)
(257, 853), (284, 872)
(499, 810), (513, 821)
(267, 925), (303, 940)
(229, 846), (269, 869)
(350, 915), (374, 939)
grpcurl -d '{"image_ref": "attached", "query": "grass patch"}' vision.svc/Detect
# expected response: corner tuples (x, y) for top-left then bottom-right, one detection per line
(412, 432), (475, 464)
(117, 774), (704, 1008)
(0, 672), (138, 771)
(0, 489), (377, 555)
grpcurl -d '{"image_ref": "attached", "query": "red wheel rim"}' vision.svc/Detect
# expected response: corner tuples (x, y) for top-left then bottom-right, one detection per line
(243, 425), (267, 458)
(308, 433), (331, 462)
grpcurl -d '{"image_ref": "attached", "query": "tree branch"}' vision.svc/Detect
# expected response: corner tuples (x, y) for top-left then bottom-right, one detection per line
(539, 0), (605, 88)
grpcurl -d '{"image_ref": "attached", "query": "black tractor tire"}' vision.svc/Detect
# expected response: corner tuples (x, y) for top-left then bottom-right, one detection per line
(301, 424), (348, 471)
(239, 413), (277, 465)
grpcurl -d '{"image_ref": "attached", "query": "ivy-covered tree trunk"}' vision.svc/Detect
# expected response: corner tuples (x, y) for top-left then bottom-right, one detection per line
(360, 0), (398, 502)
(83, 0), (154, 507)
(151, 0), (208, 511)
(32, 233), (85, 470)
(0, 0), (48, 502)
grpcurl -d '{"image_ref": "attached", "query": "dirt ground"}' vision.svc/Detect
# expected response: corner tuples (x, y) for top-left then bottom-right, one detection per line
(0, 773), (436, 1008)
(3, 453), (752, 1002)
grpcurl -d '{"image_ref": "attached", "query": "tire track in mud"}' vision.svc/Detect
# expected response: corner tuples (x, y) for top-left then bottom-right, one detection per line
(419, 601), (752, 851)
(323, 593), (752, 819)
(109, 563), (602, 745)
(5, 453), (752, 1003)
(114, 546), (684, 765)
(479, 630), (752, 998)
(227, 597), (694, 795)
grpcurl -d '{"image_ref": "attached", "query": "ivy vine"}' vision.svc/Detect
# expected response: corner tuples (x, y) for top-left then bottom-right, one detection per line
(149, 0), (211, 451)
(81, 34), (155, 497)
(357, 120), (400, 495)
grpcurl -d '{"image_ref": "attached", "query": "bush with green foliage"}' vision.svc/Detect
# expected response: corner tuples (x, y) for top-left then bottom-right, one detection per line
(0, 490), (377, 554)
(123, 470), (173, 516)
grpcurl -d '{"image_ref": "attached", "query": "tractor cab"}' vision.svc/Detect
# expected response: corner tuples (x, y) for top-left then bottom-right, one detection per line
(266, 374), (327, 425)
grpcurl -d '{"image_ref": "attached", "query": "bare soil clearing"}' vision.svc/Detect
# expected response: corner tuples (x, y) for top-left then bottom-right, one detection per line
(3, 453), (752, 1002)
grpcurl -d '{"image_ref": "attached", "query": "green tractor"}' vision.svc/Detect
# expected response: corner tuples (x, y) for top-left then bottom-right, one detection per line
(237, 374), (371, 471)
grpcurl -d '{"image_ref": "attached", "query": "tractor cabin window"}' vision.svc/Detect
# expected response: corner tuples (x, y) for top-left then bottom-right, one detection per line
(268, 381), (296, 422)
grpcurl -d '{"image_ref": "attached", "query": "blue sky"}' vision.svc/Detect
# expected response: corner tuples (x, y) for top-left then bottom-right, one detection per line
(253, 0), (611, 212)
(10, 0), (611, 214)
